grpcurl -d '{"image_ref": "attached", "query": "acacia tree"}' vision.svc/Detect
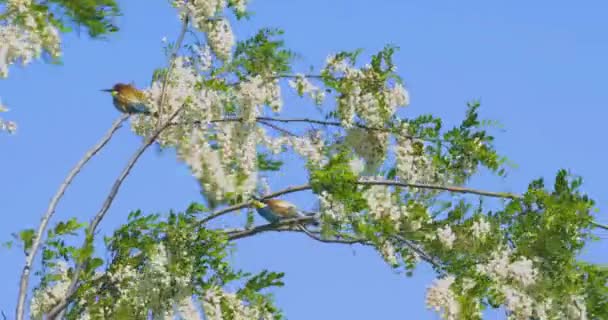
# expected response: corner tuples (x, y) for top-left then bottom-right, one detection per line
(3, 1), (608, 319)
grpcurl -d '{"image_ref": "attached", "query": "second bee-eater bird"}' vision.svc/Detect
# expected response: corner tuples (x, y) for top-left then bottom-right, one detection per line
(250, 196), (318, 225)
(101, 83), (155, 115)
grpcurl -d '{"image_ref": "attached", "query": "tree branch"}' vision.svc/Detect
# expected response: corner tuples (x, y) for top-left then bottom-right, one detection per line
(257, 120), (299, 137)
(15, 114), (128, 320)
(201, 180), (520, 225)
(199, 184), (312, 224)
(156, 15), (189, 127)
(224, 219), (444, 270)
(45, 106), (184, 320)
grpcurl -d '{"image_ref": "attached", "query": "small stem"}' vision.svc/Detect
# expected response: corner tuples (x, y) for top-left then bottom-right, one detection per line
(15, 114), (128, 320)
(156, 15), (189, 128)
(45, 109), (183, 319)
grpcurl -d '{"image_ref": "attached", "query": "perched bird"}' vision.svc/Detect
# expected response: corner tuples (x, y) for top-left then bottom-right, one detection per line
(101, 83), (154, 115)
(250, 196), (318, 225)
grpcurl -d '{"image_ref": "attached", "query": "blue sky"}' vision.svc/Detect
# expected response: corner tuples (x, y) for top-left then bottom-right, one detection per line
(1, 0), (608, 319)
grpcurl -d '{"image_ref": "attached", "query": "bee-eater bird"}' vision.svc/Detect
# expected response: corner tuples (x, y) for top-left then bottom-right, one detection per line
(250, 196), (318, 225)
(101, 83), (154, 115)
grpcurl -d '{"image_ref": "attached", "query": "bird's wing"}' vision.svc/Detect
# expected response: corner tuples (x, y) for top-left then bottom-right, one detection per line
(256, 206), (279, 223)
(269, 200), (299, 217)
(129, 103), (150, 114)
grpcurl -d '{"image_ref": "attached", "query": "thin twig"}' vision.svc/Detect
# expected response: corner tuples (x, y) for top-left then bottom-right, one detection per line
(201, 180), (520, 225)
(172, 116), (433, 142)
(257, 120), (298, 137)
(15, 114), (128, 320)
(225, 220), (443, 270)
(200, 185), (312, 224)
(591, 220), (608, 230)
(296, 226), (367, 245)
(156, 15), (189, 128)
(45, 109), (184, 319)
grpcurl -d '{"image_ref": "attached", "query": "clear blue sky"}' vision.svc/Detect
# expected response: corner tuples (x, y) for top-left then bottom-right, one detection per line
(1, 0), (607, 319)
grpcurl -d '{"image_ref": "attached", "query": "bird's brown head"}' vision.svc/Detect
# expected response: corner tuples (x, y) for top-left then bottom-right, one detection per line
(101, 83), (131, 96)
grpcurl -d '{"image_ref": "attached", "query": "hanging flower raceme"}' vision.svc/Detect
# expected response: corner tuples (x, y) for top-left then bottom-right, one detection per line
(0, 0), (61, 78)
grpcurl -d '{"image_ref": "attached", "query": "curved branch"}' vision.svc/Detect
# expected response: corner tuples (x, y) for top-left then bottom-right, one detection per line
(45, 108), (184, 319)
(15, 114), (128, 320)
(199, 184), (312, 224)
(257, 120), (298, 137)
(201, 180), (520, 225)
(45, 12), (192, 319)
(225, 218), (443, 270)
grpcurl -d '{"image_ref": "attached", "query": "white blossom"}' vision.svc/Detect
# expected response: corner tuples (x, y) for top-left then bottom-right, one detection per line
(0, 0), (61, 78)
(345, 128), (389, 174)
(348, 157), (365, 175)
(436, 225), (456, 249)
(230, 0), (248, 14)
(503, 286), (534, 320)
(30, 261), (71, 319)
(425, 275), (460, 320)
(318, 191), (346, 220)
(288, 74), (326, 105)
(0, 99), (17, 133)
(177, 296), (203, 320)
(379, 241), (398, 266)
(470, 218), (491, 239)
(203, 286), (274, 320)
(204, 19), (235, 60)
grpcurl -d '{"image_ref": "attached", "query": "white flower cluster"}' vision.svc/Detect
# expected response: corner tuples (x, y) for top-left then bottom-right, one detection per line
(172, 0), (239, 60)
(0, 0), (61, 78)
(203, 286), (275, 320)
(322, 54), (409, 129)
(288, 130), (326, 166)
(474, 247), (550, 319)
(394, 135), (439, 184)
(230, 0), (248, 15)
(435, 225), (456, 249)
(176, 296), (204, 320)
(102, 244), (192, 315)
(287, 74), (326, 105)
(476, 248), (538, 288)
(363, 185), (409, 228)
(425, 275), (460, 320)
(379, 240), (398, 266)
(192, 44), (213, 71)
(317, 191), (346, 220)
(237, 75), (282, 122)
(30, 261), (71, 319)
(0, 101), (17, 133)
(178, 127), (256, 207)
(203, 18), (234, 61)
(344, 128), (389, 175)
(470, 217), (491, 240)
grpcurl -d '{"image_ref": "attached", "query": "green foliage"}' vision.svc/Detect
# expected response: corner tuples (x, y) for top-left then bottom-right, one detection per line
(2, 0), (122, 37)
(47, 0), (120, 37)
(309, 150), (367, 213)
(229, 28), (297, 78)
(17, 228), (35, 254)
(257, 153), (284, 171)
(43, 208), (286, 318)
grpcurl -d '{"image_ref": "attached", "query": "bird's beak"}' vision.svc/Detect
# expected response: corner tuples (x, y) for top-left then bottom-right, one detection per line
(101, 89), (113, 93)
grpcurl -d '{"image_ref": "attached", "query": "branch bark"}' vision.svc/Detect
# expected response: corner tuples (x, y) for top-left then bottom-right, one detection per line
(156, 15), (189, 127)
(225, 218), (444, 270)
(15, 114), (128, 320)
(45, 108), (184, 319)
(201, 180), (520, 225)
